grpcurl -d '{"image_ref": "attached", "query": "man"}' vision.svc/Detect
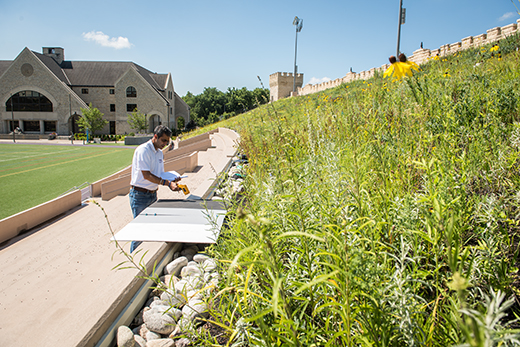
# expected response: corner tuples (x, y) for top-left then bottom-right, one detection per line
(129, 125), (180, 252)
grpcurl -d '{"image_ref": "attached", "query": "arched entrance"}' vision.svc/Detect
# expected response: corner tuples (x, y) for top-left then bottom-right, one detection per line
(68, 113), (81, 135)
(148, 114), (161, 133)
(6, 90), (53, 112)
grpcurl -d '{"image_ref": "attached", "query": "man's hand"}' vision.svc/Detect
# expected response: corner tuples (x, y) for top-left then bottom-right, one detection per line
(168, 181), (181, 191)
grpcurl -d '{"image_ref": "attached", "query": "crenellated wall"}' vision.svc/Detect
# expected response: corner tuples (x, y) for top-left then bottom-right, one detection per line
(271, 19), (520, 99)
(269, 72), (304, 102)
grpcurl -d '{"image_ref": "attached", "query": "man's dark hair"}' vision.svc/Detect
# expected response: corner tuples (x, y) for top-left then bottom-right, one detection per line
(154, 125), (172, 138)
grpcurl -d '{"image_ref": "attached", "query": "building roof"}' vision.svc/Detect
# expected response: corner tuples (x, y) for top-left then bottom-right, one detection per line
(32, 52), (71, 84)
(151, 73), (168, 90)
(28, 50), (169, 92)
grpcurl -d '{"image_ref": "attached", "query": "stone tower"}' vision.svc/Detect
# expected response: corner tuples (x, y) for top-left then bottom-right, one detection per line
(269, 72), (304, 102)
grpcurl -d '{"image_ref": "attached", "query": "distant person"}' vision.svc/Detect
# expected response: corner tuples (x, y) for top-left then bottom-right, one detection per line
(129, 125), (181, 252)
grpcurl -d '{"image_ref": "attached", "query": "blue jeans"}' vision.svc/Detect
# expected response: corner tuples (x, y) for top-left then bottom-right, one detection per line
(129, 188), (157, 253)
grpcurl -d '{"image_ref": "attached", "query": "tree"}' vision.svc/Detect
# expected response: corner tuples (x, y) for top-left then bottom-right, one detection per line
(182, 86), (269, 127)
(127, 108), (148, 134)
(78, 103), (108, 137)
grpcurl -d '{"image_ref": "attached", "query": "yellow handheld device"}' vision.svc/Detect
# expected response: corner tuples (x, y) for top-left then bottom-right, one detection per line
(178, 184), (190, 195)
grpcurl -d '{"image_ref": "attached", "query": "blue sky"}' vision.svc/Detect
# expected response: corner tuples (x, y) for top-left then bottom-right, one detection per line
(0, 0), (518, 96)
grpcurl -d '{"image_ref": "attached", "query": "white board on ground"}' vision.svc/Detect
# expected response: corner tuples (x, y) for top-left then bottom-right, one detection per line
(111, 199), (227, 243)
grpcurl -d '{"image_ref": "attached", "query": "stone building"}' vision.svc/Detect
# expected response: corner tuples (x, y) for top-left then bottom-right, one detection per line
(0, 47), (190, 135)
(269, 72), (303, 102)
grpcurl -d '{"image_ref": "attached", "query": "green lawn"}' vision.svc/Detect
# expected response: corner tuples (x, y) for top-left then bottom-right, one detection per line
(0, 144), (135, 219)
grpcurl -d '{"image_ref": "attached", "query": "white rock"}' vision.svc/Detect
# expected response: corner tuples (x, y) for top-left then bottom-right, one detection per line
(169, 326), (181, 338)
(174, 279), (189, 294)
(145, 331), (162, 341)
(182, 299), (209, 321)
(187, 261), (197, 267)
(193, 253), (210, 263)
(160, 275), (179, 288)
(150, 300), (170, 308)
(165, 257), (188, 276)
(146, 338), (174, 347)
(134, 335), (147, 347)
(117, 326), (136, 347)
(201, 259), (217, 272)
(138, 324), (149, 339)
(161, 289), (187, 308)
(186, 290), (202, 301)
(180, 265), (202, 278)
(143, 306), (177, 335)
(185, 276), (204, 290)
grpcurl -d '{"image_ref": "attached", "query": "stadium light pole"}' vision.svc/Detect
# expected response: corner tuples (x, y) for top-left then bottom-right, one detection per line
(396, 0), (406, 57)
(293, 16), (303, 94)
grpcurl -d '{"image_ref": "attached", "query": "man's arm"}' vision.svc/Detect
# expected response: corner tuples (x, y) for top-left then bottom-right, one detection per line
(141, 170), (181, 191)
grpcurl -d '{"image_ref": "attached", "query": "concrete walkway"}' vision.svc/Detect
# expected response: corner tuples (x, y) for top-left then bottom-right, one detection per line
(0, 130), (238, 347)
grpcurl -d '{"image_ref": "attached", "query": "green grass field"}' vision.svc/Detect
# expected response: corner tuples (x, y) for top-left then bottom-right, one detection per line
(0, 144), (135, 219)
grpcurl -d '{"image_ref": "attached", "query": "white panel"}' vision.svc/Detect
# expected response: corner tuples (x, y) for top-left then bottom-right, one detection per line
(112, 205), (226, 243)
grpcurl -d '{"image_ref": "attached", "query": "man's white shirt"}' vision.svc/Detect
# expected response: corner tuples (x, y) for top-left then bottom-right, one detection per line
(130, 140), (164, 190)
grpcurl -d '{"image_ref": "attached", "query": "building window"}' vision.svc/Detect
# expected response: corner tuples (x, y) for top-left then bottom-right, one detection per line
(126, 86), (137, 98)
(81, 88), (89, 94)
(44, 121), (56, 132)
(110, 121), (116, 135)
(110, 104), (116, 112)
(109, 89), (115, 95)
(23, 120), (40, 132)
(170, 107), (173, 115)
(6, 91), (53, 112)
(168, 91), (172, 99)
(8, 120), (19, 132)
(127, 104), (137, 112)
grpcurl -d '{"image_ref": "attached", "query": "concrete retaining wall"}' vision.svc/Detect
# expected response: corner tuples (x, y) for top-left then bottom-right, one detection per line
(164, 137), (212, 161)
(101, 152), (198, 201)
(0, 190), (82, 244)
(177, 132), (211, 148)
(91, 166), (132, 197)
(217, 127), (239, 143)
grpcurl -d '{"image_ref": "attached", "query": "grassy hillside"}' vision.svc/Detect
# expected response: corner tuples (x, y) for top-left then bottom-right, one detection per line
(195, 34), (520, 346)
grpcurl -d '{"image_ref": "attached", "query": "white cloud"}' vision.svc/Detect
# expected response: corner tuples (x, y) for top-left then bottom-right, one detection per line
(308, 77), (331, 85)
(499, 12), (516, 21)
(82, 31), (133, 49)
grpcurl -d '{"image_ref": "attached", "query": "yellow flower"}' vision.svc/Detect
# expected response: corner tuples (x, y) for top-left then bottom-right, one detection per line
(383, 61), (419, 80)
(490, 45), (499, 52)
(443, 71), (451, 77)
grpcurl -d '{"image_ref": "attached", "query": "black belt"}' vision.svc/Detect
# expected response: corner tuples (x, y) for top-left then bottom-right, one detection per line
(131, 186), (157, 194)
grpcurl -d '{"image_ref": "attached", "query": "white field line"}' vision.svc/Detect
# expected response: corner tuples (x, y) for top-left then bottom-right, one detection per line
(0, 148), (81, 163)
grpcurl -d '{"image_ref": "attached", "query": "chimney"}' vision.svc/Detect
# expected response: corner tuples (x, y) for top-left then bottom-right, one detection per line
(42, 47), (64, 65)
